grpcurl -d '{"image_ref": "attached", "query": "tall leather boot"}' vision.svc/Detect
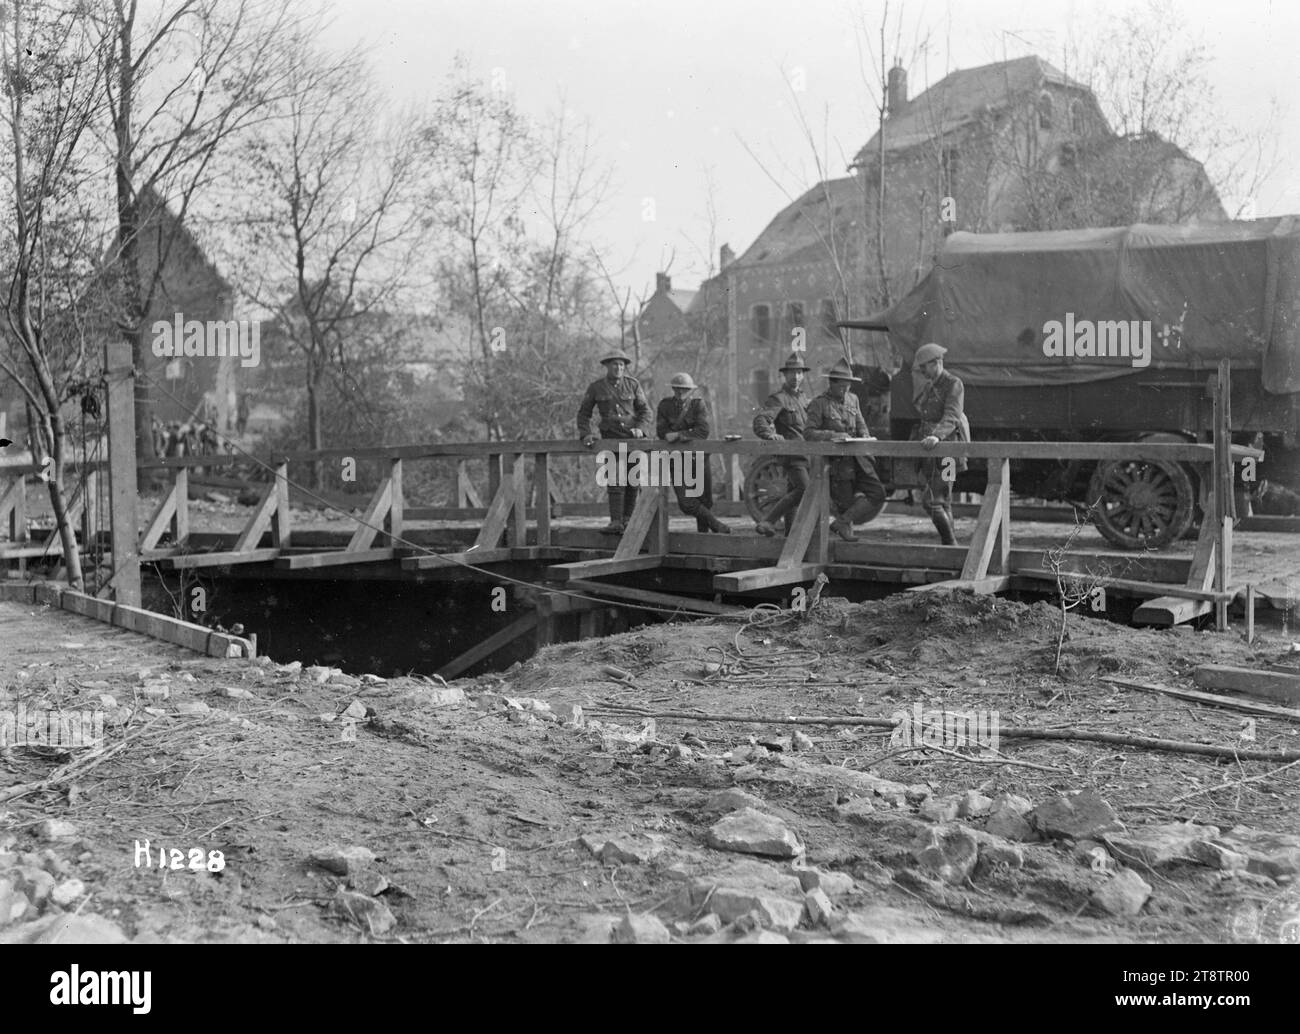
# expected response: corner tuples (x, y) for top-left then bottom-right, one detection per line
(603, 488), (625, 534)
(930, 507), (957, 545)
(702, 508), (731, 534)
(830, 496), (875, 542)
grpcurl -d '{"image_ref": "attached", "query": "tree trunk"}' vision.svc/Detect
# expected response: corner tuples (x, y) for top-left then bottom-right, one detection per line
(306, 358), (323, 488)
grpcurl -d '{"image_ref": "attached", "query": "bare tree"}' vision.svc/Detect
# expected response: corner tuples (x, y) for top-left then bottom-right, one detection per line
(95, 0), (300, 483)
(0, 0), (107, 591)
(223, 39), (428, 486)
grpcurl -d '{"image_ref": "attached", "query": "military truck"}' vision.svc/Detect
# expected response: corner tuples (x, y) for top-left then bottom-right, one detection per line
(744, 217), (1300, 549)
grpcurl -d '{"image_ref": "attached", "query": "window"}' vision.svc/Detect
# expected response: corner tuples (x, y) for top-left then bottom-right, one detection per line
(1038, 91), (1053, 131)
(1071, 100), (1086, 135)
(819, 298), (839, 338)
(1059, 143), (1077, 170)
(750, 304), (771, 346)
(941, 147), (960, 195)
(750, 368), (771, 404)
(784, 301), (805, 343)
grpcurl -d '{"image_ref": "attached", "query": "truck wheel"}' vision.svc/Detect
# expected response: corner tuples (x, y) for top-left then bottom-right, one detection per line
(744, 456), (789, 523)
(1088, 459), (1195, 550)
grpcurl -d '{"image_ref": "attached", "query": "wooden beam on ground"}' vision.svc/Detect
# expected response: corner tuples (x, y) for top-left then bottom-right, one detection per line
(908, 575), (1013, 594)
(1103, 677), (1300, 724)
(1134, 514), (1218, 625)
(565, 578), (747, 616)
(438, 610), (539, 679)
(54, 587), (253, 657)
(1013, 568), (1236, 602)
(545, 555), (665, 581)
(276, 548), (397, 570)
(1193, 665), (1300, 706)
(713, 562), (824, 592)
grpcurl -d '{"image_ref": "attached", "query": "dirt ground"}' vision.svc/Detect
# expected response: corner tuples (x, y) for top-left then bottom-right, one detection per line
(2, 582), (1298, 945)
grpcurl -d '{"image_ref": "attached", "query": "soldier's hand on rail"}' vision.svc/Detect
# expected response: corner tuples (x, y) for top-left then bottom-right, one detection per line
(922, 435), (940, 450)
(631, 429), (645, 438)
(664, 432), (681, 442)
(582, 435), (598, 448)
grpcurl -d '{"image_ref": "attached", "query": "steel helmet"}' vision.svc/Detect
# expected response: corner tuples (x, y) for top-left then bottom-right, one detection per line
(914, 342), (947, 365)
(670, 372), (696, 389)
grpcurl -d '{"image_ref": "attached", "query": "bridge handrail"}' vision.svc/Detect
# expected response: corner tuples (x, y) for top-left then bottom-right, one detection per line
(136, 437), (1264, 469)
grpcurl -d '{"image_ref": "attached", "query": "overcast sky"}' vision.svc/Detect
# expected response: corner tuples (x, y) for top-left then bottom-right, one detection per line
(322, 0), (1300, 298)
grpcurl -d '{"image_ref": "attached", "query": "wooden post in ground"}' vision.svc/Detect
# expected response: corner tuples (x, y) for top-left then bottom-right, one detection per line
(1246, 584), (1255, 643)
(104, 341), (140, 606)
(1214, 359), (1232, 631)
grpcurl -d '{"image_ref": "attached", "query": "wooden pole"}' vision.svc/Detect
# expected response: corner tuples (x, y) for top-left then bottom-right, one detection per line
(1214, 359), (1231, 631)
(1245, 583), (1255, 644)
(104, 341), (141, 606)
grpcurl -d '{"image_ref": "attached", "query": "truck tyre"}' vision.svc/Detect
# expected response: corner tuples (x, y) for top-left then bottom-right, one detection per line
(744, 456), (789, 523)
(1087, 458), (1196, 550)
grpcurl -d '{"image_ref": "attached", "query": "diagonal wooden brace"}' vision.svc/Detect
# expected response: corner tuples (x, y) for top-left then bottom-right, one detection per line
(961, 457), (1010, 580)
(140, 468), (189, 552)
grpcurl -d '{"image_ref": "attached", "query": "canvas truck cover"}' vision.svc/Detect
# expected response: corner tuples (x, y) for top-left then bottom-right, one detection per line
(853, 217), (1300, 394)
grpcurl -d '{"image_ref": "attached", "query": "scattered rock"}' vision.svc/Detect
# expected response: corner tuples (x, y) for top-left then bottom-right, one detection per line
(139, 682), (170, 700)
(222, 687), (254, 700)
(731, 765), (764, 783)
(977, 841), (1024, 871)
(1104, 822), (1219, 868)
(1189, 840), (1248, 871)
(317, 713), (336, 724)
(706, 808), (803, 859)
(340, 700), (368, 719)
(834, 797), (877, 824)
(958, 790), (994, 819)
(360, 674), (385, 685)
(795, 868), (855, 898)
(36, 820), (77, 842)
(310, 845), (378, 876)
(918, 795), (960, 823)
(328, 674), (361, 689)
(905, 784), (933, 804)
(23, 913), (130, 944)
(612, 913), (671, 944)
(985, 801), (1035, 842)
(708, 889), (804, 932)
(583, 833), (666, 866)
(173, 700), (210, 716)
(49, 879), (85, 907)
(792, 731), (814, 751)
(277, 661), (302, 675)
(421, 687), (467, 708)
(1030, 790), (1122, 840)
(331, 888), (396, 934)
(1091, 869), (1152, 917)
(686, 913), (722, 937)
(804, 888), (834, 926)
(911, 825), (979, 884)
(97, 694), (117, 708)
(347, 869), (390, 896)
(552, 702), (584, 726)
(15, 868), (56, 906)
(758, 735), (793, 753)
(1213, 827), (1300, 879)
(306, 665), (335, 684)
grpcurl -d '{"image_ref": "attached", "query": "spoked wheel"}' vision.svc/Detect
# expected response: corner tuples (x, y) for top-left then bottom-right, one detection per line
(744, 456), (789, 523)
(1087, 459), (1195, 550)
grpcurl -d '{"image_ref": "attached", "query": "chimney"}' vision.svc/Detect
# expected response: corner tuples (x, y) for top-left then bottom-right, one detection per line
(887, 61), (907, 117)
(720, 244), (735, 271)
(656, 272), (671, 295)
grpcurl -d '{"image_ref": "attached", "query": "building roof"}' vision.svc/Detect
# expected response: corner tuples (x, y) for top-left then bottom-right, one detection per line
(732, 176), (862, 270)
(852, 55), (1091, 165)
(667, 289), (698, 312)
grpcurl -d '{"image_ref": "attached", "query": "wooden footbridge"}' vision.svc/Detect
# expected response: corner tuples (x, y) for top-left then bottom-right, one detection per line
(0, 346), (1270, 674)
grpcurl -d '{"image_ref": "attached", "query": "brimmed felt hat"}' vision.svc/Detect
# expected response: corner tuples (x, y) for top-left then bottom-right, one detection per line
(669, 372), (696, 389)
(600, 350), (633, 365)
(914, 342), (947, 365)
(778, 352), (811, 372)
(825, 358), (862, 382)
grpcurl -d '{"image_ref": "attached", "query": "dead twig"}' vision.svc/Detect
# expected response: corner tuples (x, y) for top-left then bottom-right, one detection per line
(1168, 758), (1300, 804)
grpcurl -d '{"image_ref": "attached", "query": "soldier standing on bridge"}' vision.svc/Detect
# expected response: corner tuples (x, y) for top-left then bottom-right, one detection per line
(753, 352), (812, 537)
(657, 373), (730, 534)
(912, 342), (968, 546)
(578, 350), (652, 535)
(804, 358), (887, 541)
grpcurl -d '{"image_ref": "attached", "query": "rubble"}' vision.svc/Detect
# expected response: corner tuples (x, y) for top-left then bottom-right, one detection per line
(49, 879), (85, 907)
(911, 825), (979, 884)
(1091, 869), (1152, 917)
(706, 808), (803, 859)
(310, 845), (378, 876)
(36, 820), (77, 842)
(331, 888), (396, 935)
(804, 888), (834, 926)
(612, 912), (671, 944)
(795, 867), (855, 898)
(957, 790), (994, 818)
(1029, 790), (1122, 840)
